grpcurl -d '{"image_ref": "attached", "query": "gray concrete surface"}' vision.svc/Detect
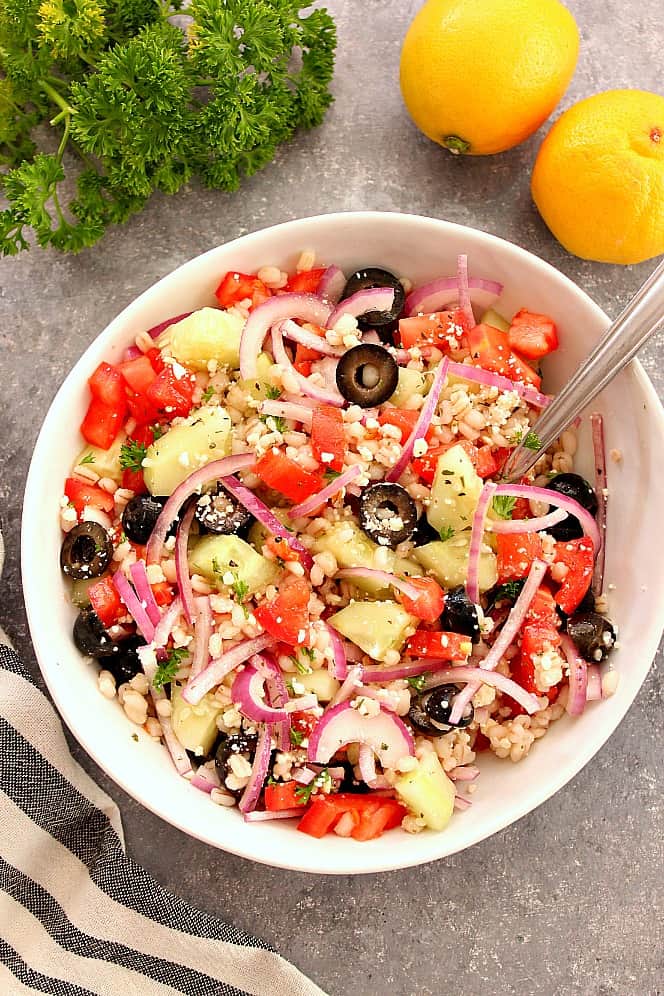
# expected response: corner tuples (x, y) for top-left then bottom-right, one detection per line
(1, 2), (662, 993)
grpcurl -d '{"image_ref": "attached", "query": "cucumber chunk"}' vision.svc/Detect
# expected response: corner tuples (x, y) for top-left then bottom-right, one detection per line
(394, 749), (456, 830)
(388, 367), (427, 408)
(426, 443), (483, 535)
(237, 352), (276, 403)
(312, 521), (420, 595)
(414, 533), (497, 592)
(75, 431), (127, 483)
(480, 308), (510, 333)
(296, 669), (340, 703)
(143, 405), (232, 497)
(328, 600), (417, 662)
(247, 507), (292, 553)
(188, 534), (279, 596)
(164, 308), (244, 371)
(171, 683), (222, 756)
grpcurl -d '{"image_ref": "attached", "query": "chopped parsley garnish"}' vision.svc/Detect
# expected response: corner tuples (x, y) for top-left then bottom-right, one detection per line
(119, 438), (147, 472)
(295, 768), (331, 803)
(523, 431), (542, 451)
(152, 647), (188, 690)
(492, 495), (517, 520)
(323, 468), (342, 480)
(260, 413), (288, 433)
(406, 674), (427, 692)
(265, 385), (282, 400)
(439, 525), (455, 542)
(294, 657), (313, 675)
(493, 580), (526, 603)
(201, 385), (215, 403)
(150, 424), (165, 442)
(79, 452), (95, 465)
(290, 727), (305, 747)
(232, 577), (249, 604)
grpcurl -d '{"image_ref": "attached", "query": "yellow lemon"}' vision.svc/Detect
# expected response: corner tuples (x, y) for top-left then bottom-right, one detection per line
(400, 0), (579, 156)
(532, 89), (664, 264)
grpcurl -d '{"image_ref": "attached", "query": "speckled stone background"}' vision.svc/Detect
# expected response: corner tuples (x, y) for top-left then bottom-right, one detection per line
(1, 2), (663, 993)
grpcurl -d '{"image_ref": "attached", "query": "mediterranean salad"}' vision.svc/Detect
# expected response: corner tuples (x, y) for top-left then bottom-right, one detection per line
(59, 252), (616, 840)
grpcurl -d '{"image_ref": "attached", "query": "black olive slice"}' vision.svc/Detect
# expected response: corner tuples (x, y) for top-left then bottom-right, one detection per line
(60, 522), (112, 580)
(440, 585), (481, 643)
(214, 733), (258, 798)
(335, 343), (398, 407)
(546, 473), (598, 542)
(408, 684), (473, 735)
(121, 494), (165, 545)
(359, 482), (417, 548)
(341, 267), (405, 338)
(566, 612), (616, 661)
(195, 487), (252, 535)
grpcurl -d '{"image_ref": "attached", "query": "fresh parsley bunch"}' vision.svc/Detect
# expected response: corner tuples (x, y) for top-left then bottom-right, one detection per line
(0, 0), (336, 255)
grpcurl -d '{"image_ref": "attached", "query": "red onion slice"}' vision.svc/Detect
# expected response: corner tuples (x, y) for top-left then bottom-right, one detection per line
(449, 765), (479, 782)
(239, 293), (331, 380)
(327, 287), (396, 329)
(232, 664), (290, 724)
(448, 558), (549, 724)
(454, 795), (472, 811)
(590, 412), (607, 596)
(145, 453), (255, 565)
(317, 265), (346, 305)
(253, 653), (291, 751)
(426, 665), (541, 715)
(123, 345), (142, 361)
(138, 646), (192, 776)
(272, 324), (345, 407)
(190, 596), (212, 678)
(362, 657), (468, 683)
(284, 693), (318, 713)
(325, 623), (349, 680)
(447, 361), (551, 408)
(189, 764), (221, 794)
(493, 484), (601, 553)
(152, 595), (183, 650)
(281, 318), (345, 357)
(220, 475), (313, 570)
(405, 276), (503, 318)
(456, 254), (475, 328)
(386, 356), (450, 483)
(560, 634), (588, 716)
(334, 567), (422, 602)
(488, 508), (567, 534)
(329, 664), (364, 706)
(308, 701), (414, 768)
(112, 571), (156, 643)
(147, 312), (193, 341)
(243, 808), (304, 822)
(128, 561), (161, 627)
(239, 723), (272, 814)
(260, 399), (313, 429)
(174, 501), (196, 625)
(466, 482), (497, 605)
(182, 633), (275, 705)
(289, 464), (362, 519)
(358, 742), (377, 784)
(586, 663), (602, 701)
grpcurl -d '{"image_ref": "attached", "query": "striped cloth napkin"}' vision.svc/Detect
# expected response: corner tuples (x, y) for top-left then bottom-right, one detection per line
(0, 642), (325, 996)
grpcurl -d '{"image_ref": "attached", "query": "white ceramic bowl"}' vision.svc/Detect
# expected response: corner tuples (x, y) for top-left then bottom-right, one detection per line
(22, 212), (664, 874)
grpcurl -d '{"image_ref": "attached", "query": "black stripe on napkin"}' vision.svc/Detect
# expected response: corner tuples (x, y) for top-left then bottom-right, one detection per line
(0, 937), (95, 996)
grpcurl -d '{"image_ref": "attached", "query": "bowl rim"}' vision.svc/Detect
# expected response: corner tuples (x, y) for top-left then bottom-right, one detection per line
(21, 211), (664, 874)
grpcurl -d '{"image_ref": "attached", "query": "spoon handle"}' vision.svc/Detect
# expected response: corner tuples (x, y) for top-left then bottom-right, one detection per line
(502, 258), (664, 483)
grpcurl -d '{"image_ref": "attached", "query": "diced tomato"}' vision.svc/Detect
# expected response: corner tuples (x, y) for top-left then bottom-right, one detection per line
(296, 797), (338, 838)
(145, 366), (194, 420)
(398, 308), (471, 350)
(296, 793), (407, 841)
(377, 408), (419, 440)
(553, 537), (594, 615)
(512, 621), (562, 697)
(404, 630), (472, 661)
(265, 534), (301, 563)
(510, 496), (531, 520)
(126, 389), (160, 426)
(88, 575), (124, 628)
(473, 731), (491, 752)
(117, 354), (157, 395)
(88, 362), (127, 411)
(290, 710), (318, 739)
(399, 577), (446, 622)
(332, 810), (361, 837)
(264, 782), (307, 812)
(121, 467), (146, 493)
(496, 532), (543, 585)
(80, 397), (124, 450)
(411, 438), (478, 485)
(474, 445), (499, 479)
(292, 323), (326, 374)
(285, 268), (326, 295)
(145, 347), (166, 373)
(215, 271), (271, 310)
(311, 405), (346, 472)
(467, 323), (541, 389)
(525, 585), (560, 628)
(151, 581), (175, 607)
(508, 309), (559, 360)
(254, 577), (311, 646)
(255, 449), (323, 504)
(64, 477), (115, 517)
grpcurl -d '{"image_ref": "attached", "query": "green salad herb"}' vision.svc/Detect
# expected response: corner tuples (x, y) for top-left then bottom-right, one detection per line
(0, 1), (336, 255)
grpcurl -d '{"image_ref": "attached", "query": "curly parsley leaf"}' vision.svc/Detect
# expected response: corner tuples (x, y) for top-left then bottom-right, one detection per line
(406, 674), (427, 692)
(119, 437), (147, 472)
(492, 495), (517, 520)
(152, 646), (189, 690)
(265, 384), (281, 400)
(438, 525), (455, 542)
(493, 580), (526, 604)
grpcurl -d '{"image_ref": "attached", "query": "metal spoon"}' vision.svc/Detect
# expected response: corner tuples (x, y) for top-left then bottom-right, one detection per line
(501, 258), (664, 483)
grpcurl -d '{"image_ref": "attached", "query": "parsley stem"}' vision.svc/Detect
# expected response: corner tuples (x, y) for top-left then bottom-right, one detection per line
(39, 80), (76, 118)
(56, 115), (71, 161)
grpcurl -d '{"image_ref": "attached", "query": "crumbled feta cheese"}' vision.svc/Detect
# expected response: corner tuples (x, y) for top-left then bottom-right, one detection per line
(413, 438), (428, 458)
